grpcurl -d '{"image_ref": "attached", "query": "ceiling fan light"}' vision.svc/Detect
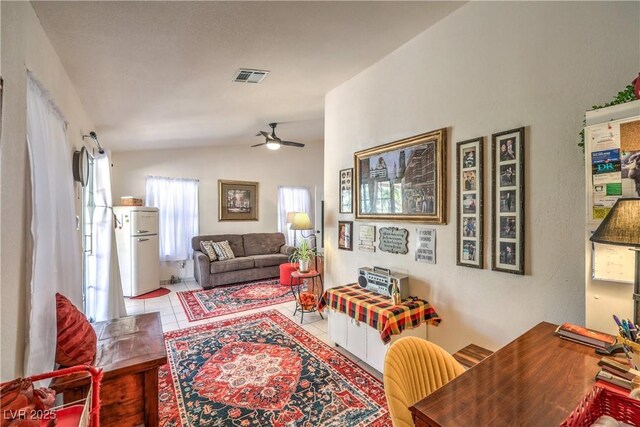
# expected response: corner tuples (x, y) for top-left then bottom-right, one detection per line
(266, 141), (281, 150)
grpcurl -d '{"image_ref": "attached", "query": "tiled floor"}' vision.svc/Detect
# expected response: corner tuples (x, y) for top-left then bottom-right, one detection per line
(124, 278), (383, 381)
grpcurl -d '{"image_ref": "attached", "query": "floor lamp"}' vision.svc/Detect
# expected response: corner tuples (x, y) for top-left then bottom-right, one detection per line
(286, 211), (297, 245)
(290, 212), (313, 247)
(590, 198), (640, 325)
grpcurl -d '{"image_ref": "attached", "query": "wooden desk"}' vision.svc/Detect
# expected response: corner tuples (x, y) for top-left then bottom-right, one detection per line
(52, 312), (167, 427)
(410, 322), (601, 426)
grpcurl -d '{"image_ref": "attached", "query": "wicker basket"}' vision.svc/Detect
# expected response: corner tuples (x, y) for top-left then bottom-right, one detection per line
(561, 384), (640, 426)
(120, 197), (143, 206)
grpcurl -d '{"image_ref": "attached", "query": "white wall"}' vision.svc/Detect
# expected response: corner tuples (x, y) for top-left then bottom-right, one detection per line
(111, 142), (324, 279)
(324, 1), (640, 354)
(1, 2), (95, 380)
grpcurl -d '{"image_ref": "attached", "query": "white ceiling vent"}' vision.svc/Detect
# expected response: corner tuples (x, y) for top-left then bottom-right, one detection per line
(232, 69), (269, 84)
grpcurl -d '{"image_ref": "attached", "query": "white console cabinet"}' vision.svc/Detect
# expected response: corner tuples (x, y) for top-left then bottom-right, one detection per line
(327, 309), (427, 372)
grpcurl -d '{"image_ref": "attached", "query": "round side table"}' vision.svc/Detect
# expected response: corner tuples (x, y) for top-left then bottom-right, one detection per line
(290, 269), (324, 324)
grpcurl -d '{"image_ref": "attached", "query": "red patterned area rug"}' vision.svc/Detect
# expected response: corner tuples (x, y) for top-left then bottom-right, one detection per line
(159, 310), (391, 427)
(177, 279), (300, 321)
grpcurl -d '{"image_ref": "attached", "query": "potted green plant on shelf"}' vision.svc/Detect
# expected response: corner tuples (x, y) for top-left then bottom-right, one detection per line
(289, 238), (314, 273)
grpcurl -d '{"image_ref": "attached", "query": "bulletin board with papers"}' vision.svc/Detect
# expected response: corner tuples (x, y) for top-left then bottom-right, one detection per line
(585, 118), (640, 222)
(586, 116), (640, 283)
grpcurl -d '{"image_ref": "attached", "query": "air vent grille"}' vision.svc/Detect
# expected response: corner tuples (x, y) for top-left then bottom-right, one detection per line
(233, 69), (269, 84)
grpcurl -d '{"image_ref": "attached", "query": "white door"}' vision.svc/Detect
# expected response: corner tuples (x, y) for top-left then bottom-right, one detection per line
(131, 234), (160, 296)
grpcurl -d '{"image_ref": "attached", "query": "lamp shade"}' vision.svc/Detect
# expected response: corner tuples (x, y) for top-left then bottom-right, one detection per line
(590, 198), (640, 247)
(290, 212), (313, 230)
(286, 211), (297, 224)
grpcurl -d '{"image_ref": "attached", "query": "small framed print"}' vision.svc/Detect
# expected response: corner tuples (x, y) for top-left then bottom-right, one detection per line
(218, 180), (259, 221)
(456, 137), (483, 268)
(340, 168), (353, 213)
(491, 127), (525, 274)
(338, 220), (353, 250)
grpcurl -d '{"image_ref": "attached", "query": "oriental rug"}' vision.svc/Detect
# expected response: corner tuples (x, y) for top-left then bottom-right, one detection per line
(177, 279), (298, 321)
(158, 310), (391, 427)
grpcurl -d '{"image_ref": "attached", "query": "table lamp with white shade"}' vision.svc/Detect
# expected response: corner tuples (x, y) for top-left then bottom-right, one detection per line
(590, 198), (640, 325)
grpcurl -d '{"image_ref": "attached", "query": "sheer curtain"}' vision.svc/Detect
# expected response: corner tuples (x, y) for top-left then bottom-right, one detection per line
(86, 151), (126, 322)
(25, 74), (81, 376)
(145, 176), (199, 261)
(277, 186), (312, 245)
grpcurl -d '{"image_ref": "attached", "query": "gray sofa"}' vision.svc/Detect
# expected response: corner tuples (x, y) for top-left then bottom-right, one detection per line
(193, 232), (295, 288)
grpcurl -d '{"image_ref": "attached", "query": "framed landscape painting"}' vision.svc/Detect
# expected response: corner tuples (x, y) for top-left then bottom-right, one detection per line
(354, 128), (447, 223)
(218, 180), (259, 221)
(491, 127), (525, 274)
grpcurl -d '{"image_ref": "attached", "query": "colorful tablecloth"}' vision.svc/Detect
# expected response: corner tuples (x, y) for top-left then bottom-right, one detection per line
(318, 283), (441, 344)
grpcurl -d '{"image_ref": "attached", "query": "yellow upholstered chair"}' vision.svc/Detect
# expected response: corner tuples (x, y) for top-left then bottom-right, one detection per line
(383, 336), (466, 427)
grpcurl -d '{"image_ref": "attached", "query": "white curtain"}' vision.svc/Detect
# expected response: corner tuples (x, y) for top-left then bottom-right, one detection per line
(277, 186), (312, 245)
(145, 176), (199, 261)
(86, 151), (126, 322)
(25, 74), (81, 376)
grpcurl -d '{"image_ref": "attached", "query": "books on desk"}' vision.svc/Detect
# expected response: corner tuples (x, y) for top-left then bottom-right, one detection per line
(596, 357), (640, 391)
(555, 322), (616, 349)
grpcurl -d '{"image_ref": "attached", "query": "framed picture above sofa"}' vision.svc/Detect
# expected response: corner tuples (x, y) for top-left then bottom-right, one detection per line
(218, 180), (259, 221)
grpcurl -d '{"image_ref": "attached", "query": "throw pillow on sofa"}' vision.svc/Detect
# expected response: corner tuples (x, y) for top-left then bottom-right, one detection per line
(200, 240), (218, 262)
(212, 240), (235, 261)
(55, 293), (97, 367)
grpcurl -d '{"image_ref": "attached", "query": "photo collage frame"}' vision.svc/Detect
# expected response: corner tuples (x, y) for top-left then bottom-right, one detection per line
(456, 137), (483, 268)
(491, 127), (525, 274)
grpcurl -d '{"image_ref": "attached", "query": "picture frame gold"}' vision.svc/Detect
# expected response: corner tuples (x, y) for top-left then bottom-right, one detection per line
(218, 179), (259, 221)
(354, 128), (447, 223)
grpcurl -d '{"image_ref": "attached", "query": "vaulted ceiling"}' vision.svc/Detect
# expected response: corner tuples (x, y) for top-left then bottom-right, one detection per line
(32, 1), (464, 152)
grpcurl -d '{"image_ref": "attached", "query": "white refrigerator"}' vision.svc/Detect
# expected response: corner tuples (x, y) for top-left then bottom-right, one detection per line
(114, 207), (160, 297)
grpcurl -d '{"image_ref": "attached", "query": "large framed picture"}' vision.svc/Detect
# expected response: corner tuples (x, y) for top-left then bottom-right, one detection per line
(456, 137), (483, 268)
(338, 221), (353, 250)
(491, 127), (525, 274)
(218, 179), (259, 221)
(340, 168), (353, 213)
(354, 128), (447, 223)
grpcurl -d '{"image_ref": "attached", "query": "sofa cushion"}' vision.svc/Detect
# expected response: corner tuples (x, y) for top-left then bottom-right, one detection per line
(210, 257), (255, 274)
(243, 233), (285, 256)
(192, 234), (245, 257)
(212, 240), (235, 261)
(200, 241), (218, 262)
(252, 254), (290, 268)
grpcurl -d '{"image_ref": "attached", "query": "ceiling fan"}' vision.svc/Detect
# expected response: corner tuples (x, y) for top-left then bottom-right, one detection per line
(252, 123), (305, 150)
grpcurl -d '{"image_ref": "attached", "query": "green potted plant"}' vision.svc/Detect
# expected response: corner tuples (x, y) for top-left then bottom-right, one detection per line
(289, 238), (314, 273)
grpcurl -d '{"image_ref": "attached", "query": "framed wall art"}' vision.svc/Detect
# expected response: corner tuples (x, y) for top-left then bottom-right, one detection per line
(491, 127), (525, 274)
(354, 128), (447, 223)
(338, 220), (353, 250)
(340, 168), (353, 213)
(218, 179), (259, 221)
(456, 137), (484, 268)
